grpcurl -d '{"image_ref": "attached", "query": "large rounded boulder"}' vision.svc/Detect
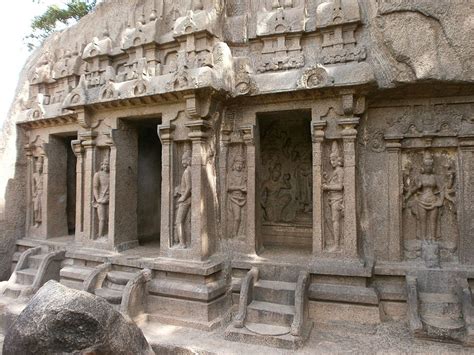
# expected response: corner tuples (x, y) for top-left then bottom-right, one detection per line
(2, 280), (154, 355)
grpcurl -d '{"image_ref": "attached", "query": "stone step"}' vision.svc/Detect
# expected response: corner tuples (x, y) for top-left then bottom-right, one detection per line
(422, 314), (465, 331)
(2, 283), (29, 299)
(257, 265), (302, 283)
(106, 270), (136, 286)
(60, 265), (95, 282)
(254, 280), (296, 306)
(246, 301), (295, 327)
(420, 292), (459, 304)
(95, 287), (123, 305)
(103, 279), (126, 291)
(60, 279), (84, 291)
(224, 322), (310, 350)
(16, 268), (37, 285)
(27, 254), (45, 269)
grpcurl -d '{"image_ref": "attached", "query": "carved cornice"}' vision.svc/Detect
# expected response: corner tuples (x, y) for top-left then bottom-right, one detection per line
(18, 114), (77, 130)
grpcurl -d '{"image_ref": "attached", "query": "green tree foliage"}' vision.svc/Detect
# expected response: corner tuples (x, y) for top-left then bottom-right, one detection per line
(26, 0), (97, 50)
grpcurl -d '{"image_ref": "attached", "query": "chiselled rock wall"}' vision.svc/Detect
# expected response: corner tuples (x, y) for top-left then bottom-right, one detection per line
(0, 0), (474, 348)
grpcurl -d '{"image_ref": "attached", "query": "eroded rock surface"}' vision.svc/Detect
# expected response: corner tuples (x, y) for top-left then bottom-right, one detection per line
(2, 280), (154, 355)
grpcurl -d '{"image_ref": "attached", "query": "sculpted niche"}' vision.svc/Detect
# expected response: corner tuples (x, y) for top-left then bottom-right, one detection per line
(323, 141), (344, 252)
(32, 157), (44, 228)
(93, 157), (110, 239)
(174, 149), (192, 248)
(403, 150), (458, 263)
(228, 153), (247, 237)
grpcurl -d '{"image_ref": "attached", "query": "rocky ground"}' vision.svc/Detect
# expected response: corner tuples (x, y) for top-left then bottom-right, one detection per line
(0, 320), (470, 354)
(143, 321), (473, 354)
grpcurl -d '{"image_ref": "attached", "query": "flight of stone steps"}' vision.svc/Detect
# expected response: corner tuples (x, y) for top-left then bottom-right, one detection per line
(60, 263), (151, 318)
(2, 247), (64, 299)
(225, 267), (312, 349)
(94, 270), (138, 309)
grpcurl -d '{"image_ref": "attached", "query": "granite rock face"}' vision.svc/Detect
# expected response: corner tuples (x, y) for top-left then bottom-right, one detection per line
(2, 280), (154, 355)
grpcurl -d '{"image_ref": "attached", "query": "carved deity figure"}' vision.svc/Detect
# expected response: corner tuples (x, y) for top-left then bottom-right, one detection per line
(32, 158), (44, 227)
(261, 163), (292, 223)
(174, 150), (192, 248)
(296, 152), (312, 213)
(228, 154), (247, 237)
(322, 141), (344, 251)
(93, 158), (110, 239)
(404, 151), (444, 241)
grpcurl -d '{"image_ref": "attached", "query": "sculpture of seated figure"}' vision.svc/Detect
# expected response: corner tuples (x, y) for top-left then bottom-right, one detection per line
(174, 150), (192, 248)
(404, 151), (444, 241)
(261, 163), (292, 223)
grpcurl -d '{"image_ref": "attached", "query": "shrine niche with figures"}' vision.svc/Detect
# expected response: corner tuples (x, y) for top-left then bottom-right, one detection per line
(259, 111), (312, 249)
(3, 0), (474, 351)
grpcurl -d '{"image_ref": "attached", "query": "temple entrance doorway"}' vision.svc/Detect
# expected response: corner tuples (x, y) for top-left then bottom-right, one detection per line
(48, 134), (77, 237)
(129, 118), (162, 246)
(258, 110), (312, 253)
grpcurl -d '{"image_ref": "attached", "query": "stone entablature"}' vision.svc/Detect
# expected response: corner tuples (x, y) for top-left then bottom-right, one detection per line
(3, 0), (474, 351)
(20, 0), (374, 125)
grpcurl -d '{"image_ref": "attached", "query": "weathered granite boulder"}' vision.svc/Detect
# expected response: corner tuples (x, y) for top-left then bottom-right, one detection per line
(2, 280), (154, 355)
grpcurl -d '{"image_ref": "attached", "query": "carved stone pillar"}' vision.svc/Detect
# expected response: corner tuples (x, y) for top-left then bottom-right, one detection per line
(338, 117), (359, 259)
(220, 127), (232, 236)
(108, 128), (139, 251)
(311, 120), (327, 256)
(24, 144), (34, 238)
(71, 139), (84, 238)
(79, 129), (97, 243)
(459, 135), (474, 264)
(185, 120), (212, 261)
(385, 135), (403, 261)
(157, 122), (175, 253)
(241, 124), (259, 254)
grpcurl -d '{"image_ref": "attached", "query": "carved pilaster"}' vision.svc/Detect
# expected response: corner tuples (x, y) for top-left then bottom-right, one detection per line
(458, 135), (474, 264)
(338, 117), (359, 259)
(311, 120), (327, 256)
(79, 129), (98, 242)
(157, 123), (176, 252)
(385, 135), (403, 261)
(185, 120), (212, 260)
(220, 126), (232, 234)
(240, 124), (258, 254)
(108, 127), (139, 251)
(24, 144), (34, 237)
(71, 139), (84, 237)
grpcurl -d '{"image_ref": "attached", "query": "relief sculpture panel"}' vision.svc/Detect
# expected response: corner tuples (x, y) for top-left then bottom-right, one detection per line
(402, 149), (458, 263)
(173, 147), (192, 248)
(259, 115), (312, 248)
(227, 148), (247, 238)
(93, 154), (110, 240)
(32, 157), (44, 228)
(322, 141), (344, 252)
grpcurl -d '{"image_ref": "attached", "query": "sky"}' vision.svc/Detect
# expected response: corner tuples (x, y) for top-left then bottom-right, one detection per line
(0, 0), (72, 128)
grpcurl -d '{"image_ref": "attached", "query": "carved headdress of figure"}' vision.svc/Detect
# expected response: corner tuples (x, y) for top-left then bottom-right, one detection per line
(35, 156), (44, 172)
(100, 151), (110, 170)
(422, 150), (434, 173)
(182, 148), (192, 164)
(233, 153), (245, 164)
(330, 141), (342, 166)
